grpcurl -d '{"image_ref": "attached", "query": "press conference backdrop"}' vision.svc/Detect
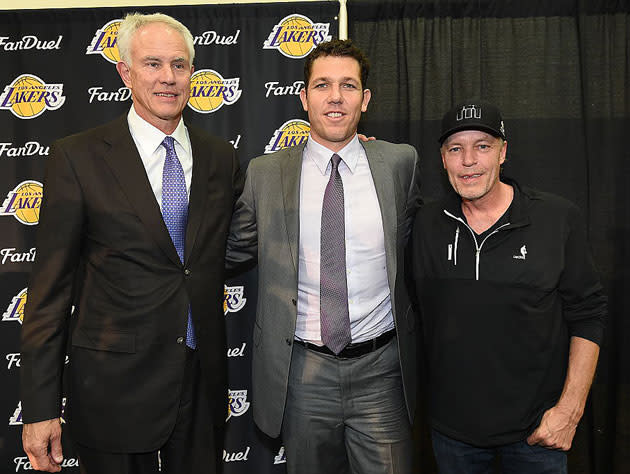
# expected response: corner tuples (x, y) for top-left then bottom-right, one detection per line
(0, 3), (338, 472)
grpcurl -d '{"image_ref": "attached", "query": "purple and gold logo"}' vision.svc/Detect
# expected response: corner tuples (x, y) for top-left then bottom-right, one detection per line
(265, 119), (310, 154)
(224, 285), (247, 315)
(0, 180), (43, 225)
(2, 288), (27, 325)
(86, 19), (122, 64)
(0, 74), (65, 119)
(226, 389), (250, 421)
(188, 69), (242, 114)
(263, 14), (331, 59)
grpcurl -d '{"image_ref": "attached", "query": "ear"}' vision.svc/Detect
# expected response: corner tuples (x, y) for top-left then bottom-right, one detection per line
(361, 88), (371, 112)
(116, 61), (132, 89)
(499, 139), (508, 165)
(299, 88), (308, 112)
(441, 150), (447, 169)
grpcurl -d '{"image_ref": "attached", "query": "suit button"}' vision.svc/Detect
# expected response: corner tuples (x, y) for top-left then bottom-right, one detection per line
(184, 269), (191, 276)
(177, 337), (184, 344)
(285, 338), (292, 346)
(291, 298), (297, 306)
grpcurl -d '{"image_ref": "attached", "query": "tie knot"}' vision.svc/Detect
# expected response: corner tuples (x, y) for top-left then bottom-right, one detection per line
(331, 153), (342, 169)
(162, 136), (176, 153)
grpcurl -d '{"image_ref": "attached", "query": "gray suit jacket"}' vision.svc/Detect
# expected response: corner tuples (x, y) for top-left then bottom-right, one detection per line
(227, 139), (421, 437)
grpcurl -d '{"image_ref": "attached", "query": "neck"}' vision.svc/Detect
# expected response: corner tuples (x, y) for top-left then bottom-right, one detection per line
(461, 182), (514, 234)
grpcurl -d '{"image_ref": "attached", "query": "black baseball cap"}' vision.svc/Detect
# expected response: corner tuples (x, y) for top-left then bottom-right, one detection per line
(439, 101), (506, 145)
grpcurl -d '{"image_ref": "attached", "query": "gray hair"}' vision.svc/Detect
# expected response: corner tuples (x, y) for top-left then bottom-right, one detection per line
(117, 12), (195, 67)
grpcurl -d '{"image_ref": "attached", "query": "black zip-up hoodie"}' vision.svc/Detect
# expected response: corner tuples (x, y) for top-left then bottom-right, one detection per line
(411, 177), (606, 447)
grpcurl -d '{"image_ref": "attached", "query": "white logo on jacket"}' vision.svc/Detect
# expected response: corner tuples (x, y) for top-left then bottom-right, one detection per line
(513, 245), (527, 260)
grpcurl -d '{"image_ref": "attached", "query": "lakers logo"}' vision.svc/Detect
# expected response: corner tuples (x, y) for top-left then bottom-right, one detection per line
(9, 399), (67, 426)
(263, 14), (331, 59)
(9, 401), (22, 426)
(224, 285), (246, 315)
(226, 390), (250, 421)
(188, 69), (242, 114)
(265, 119), (310, 154)
(0, 74), (65, 119)
(2, 288), (27, 325)
(86, 19), (122, 64)
(0, 180), (43, 225)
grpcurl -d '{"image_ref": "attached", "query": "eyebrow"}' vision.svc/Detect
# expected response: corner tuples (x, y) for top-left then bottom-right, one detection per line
(311, 76), (360, 84)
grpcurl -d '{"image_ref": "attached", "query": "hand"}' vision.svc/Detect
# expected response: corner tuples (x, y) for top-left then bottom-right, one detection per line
(23, 419), (63, 472)
(526, 405), (578, 451)
(357, 133), (375, 142)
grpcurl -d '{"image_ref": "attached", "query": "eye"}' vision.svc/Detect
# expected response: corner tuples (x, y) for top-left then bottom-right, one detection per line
(313, 83), (327, 89)
(477, 144), (491, 150)
(448, 146), (461, 153)
(342, 82), (357, 89)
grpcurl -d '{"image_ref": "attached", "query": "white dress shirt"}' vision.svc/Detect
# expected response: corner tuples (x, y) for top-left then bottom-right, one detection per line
(296, 135), (394, 345)
(127, 105), (193, 208)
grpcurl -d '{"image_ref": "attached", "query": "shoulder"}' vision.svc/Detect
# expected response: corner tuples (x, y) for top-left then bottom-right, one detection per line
(186, 122), (236, 157)
(247, 144), (300, 170)
(363, 139), (418, 160)
(521, 185), (581, 217)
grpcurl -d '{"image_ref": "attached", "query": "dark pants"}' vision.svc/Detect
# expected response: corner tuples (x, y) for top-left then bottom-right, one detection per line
(432, 429), (567, 474)
(76, 348), (222, 474)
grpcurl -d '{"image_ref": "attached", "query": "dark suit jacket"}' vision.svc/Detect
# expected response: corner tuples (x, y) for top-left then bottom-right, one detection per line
(20, 115), (242, 452)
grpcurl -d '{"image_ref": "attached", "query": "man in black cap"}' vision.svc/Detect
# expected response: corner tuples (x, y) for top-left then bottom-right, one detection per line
(410, 101), (607, 473)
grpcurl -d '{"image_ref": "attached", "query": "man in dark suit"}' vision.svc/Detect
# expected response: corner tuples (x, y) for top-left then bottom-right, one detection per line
(227, 40), (421, 473)
(20, 13), (241, 474)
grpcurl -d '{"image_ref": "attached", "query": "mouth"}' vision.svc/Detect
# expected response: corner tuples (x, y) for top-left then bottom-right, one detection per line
(324, 111), (344, 119)
(460, 173), (482, 180)
(154, 92), (178, 98)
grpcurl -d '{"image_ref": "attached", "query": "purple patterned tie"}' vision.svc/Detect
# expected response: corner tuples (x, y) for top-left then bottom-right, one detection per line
(320, 154), (351, 354)
(161, 136), (196, 349)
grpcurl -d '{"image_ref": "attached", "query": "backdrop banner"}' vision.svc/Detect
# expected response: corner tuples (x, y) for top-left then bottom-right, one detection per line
(0, 3), (337, 473)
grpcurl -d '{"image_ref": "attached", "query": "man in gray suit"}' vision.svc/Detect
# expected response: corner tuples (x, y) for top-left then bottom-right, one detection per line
(227, 39), (420, 474)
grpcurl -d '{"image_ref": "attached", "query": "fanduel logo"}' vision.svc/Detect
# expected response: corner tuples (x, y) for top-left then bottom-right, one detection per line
(14, 457), (78, 471)
(0, 35), (62, 52)
(223, 447), (250, 463)
(227, 343), (246, 358)
(88, 86), (131, 104)
(264, 80), (304, 98)
(193, 29), (240, 46)
(0, 248), (36, 264)
(0, 141), (49, 158)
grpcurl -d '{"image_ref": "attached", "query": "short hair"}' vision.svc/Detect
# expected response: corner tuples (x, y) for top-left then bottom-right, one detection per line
(303, 39), (370, 89)
(117, 12), (195, 67)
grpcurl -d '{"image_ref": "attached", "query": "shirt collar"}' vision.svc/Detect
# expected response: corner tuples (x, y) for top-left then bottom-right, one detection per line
(127, 105), (190, 156)
(304, 134), (361, 175)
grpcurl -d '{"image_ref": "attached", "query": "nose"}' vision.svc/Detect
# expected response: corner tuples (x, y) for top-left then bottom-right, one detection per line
(327, 83), (343, 103)
(461, 148), (476, 166)
(160, 66), (176, 84)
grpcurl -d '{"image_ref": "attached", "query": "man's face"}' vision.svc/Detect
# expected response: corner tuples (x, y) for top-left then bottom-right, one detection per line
(116, 22), (193, 135)
(299, 55), (371, 152)
(441, 130), (507, 203)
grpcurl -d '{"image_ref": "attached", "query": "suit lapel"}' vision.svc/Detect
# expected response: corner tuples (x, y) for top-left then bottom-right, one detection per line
(184, 127), (209, 264)
(281, 143), (305, 274)
(362, 141), (398, 290)
(101, 116), (182, 266)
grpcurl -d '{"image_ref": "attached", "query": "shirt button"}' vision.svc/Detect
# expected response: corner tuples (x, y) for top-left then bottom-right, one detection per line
(177, 336), (184, 344)
(184, 269), (191, 276)
(285, 338), (292, 346)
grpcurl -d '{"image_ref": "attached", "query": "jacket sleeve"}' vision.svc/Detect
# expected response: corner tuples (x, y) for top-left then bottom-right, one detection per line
(225, 159), (258, 275)
(20, 139), (84, 423)
(559, 203), (607, 345)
